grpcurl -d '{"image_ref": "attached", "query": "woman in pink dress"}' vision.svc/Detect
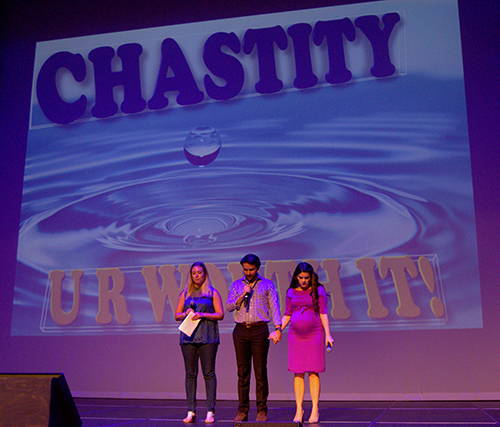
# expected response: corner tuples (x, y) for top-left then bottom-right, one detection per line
(280, 262), (334, 424)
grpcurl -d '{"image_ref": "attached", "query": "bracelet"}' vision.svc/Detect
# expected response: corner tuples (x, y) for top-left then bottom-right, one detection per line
(275, 326), (282, 332)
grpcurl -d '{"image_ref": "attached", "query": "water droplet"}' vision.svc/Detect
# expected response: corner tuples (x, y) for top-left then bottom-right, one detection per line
(184, 126), (221, 167)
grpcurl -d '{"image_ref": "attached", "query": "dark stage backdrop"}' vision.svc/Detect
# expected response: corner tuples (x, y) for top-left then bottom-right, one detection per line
(1, 0), (499, 400)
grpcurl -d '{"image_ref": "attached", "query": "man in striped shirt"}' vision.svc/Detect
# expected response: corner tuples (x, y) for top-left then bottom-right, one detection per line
(226, 254), (282, 422)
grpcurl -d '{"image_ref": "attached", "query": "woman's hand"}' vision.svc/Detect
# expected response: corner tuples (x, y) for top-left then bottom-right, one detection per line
(268, 329), (282, 344)
(191, 311), (204, 320)
(326, 334), (334, 348)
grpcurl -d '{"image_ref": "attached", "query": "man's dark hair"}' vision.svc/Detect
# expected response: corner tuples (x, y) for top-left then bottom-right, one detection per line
(240, 253), (261, 269)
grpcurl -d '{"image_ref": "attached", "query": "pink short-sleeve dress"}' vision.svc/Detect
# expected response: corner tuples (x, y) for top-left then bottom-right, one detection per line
(285, 286), (328, 373)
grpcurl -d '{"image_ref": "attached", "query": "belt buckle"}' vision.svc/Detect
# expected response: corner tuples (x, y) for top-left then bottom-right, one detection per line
(245, 322), (252, 328)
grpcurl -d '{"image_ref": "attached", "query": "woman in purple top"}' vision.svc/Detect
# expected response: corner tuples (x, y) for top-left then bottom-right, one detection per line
(280, 262), (334, 424)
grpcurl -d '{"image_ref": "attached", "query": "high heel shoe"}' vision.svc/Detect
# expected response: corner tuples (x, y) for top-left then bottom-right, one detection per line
(308, 410), (319, 424)
(293, 409), (304, 423)
(205, 411), (215, 423)
(183, 411), (197, 423)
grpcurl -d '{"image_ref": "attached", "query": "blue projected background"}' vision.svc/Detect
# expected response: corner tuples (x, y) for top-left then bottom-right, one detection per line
(12, 0), (481, 336)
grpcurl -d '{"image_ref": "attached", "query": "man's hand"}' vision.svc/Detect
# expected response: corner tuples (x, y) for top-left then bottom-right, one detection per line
(268, 330), (282, 344)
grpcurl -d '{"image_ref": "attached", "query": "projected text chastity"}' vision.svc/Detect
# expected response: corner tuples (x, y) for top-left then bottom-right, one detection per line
(35, 13), (401, 125)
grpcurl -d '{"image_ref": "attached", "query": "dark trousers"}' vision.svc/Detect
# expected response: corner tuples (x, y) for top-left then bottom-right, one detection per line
(181, 343), (219, 413)
(232, 323), (270, 414)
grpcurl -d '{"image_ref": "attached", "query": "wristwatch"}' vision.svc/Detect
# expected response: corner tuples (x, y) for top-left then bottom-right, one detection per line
(275, 326), (282, 332)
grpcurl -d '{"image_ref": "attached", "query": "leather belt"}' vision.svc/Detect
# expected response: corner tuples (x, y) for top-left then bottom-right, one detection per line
(238, 321), (267, 328)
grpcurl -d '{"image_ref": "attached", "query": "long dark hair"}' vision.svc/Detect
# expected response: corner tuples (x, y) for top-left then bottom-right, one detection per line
(289, 262), (322, 314)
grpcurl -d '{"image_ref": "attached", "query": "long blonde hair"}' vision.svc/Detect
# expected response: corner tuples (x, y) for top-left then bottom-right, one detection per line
(184, 262), (213, 297)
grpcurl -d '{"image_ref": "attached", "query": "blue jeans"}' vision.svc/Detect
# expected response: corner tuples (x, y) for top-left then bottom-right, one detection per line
(181, 343), (218, 413)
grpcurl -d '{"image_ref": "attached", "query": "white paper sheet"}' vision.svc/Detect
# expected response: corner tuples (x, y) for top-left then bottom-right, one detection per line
(178, 311), (201, 337)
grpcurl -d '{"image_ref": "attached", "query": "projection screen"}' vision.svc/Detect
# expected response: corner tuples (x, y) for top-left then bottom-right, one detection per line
(2, 0), (497, 400)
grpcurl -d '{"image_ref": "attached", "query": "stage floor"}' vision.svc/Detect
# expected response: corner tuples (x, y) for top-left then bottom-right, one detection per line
(74, 398), (500, 427)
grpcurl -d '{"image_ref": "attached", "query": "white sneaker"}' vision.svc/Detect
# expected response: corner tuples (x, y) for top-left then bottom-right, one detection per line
(205, 411), (215, 423)
(183, 411), (196, 423)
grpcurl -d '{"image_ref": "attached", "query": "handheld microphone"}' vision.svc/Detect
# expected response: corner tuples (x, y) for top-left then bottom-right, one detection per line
(326, 343), (333, 353)
(243, 292), (250, 307)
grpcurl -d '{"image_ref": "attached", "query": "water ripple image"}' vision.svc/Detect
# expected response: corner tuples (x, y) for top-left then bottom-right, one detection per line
(13, 75), (481, 335)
